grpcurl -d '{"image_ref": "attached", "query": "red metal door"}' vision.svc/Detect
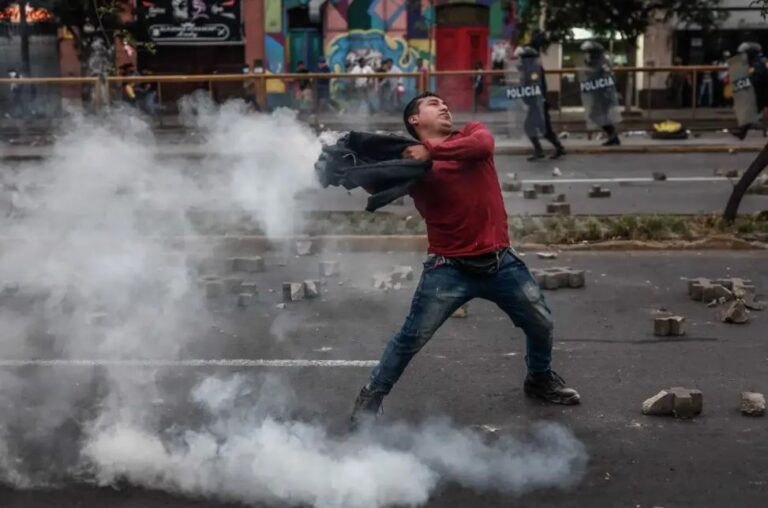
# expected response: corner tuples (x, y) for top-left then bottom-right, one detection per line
(436, 26), (488, 111)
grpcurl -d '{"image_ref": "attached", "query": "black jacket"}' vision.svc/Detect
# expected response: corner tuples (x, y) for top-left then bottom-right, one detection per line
(315, 131), (431, 211)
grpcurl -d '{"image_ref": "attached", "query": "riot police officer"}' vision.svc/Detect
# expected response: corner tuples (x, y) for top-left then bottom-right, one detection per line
(579, 41), (621, 146)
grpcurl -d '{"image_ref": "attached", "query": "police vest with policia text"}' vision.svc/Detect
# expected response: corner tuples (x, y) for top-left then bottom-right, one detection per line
(506, 84), (543, 100)
(580, 75), (616, 93)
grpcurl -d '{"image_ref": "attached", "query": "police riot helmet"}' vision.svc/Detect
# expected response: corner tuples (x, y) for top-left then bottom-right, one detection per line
(514, 45), (539, 59)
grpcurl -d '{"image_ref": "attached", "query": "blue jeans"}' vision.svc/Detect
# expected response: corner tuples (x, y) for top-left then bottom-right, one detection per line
(368, 251), (554, 394)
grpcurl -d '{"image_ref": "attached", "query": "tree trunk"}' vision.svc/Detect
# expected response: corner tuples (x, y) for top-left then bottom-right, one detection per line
(723, 142), (768, 223)
(19, 0), (31, 75)
(624, 38), (636, 114)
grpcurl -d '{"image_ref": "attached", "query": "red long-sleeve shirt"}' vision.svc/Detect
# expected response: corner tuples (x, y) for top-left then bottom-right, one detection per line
(410, 121), (510, 257)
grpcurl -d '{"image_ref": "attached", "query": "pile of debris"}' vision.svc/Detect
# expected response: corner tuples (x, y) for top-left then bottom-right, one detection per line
(685, 277), (765, 324)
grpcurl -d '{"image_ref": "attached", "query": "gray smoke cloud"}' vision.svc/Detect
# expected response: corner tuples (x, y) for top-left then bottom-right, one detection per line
(0, 99), (587, 506)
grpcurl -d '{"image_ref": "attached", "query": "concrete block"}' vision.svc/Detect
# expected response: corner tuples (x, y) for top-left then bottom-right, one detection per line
(204, 280), (225, 298)
(282, 282), (305, 302)
(702, 283), (733, 302)
(565, 269), (586, 288)
(534, 183), (555, 194)
(669, 387), (703, 418)
(642, 390), (675, 415)
(230, 257), (265, 273)
(542, 273), (560, 290)
(295, 240), (313, 256)
(686, 277), (711, 298)
(549, 268), (571, 288)
(553, 193), (567, 203)
(451, 304), (469, 318)
(546, 202), (571, 215)
(303, 280), (320, 299)
(588, 185), (612, 198)
(652, 171), (667, 181)
(741, 392), (766, 416)
(722, 299), (749, 324)
(715, 277), (754, 292)
(319, 260), (341, 277)
(237, 293), (255, 308)
(222, 277), (244, 294)
(390, 265), (414, 282)
(502, 180), (523, 192)
(523, 188), (538, 199)
(239, 282), (258, 295)
(654, 316), (686, 336)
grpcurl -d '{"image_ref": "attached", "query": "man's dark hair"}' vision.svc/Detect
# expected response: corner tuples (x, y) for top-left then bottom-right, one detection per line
(403, 92), (440, 139)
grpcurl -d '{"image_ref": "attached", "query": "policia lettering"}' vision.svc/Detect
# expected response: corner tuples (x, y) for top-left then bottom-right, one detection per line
(506, 84), (543, 99)
(580, 76), (616, 93)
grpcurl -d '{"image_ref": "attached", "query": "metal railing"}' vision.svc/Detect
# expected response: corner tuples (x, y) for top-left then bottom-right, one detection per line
(0, 65), (734, 130)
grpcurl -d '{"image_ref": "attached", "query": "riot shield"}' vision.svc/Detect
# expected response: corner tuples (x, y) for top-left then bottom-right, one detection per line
(729, 54), (760, 127)
(579, 58), (621, 130)
(505, 56), (546, 138)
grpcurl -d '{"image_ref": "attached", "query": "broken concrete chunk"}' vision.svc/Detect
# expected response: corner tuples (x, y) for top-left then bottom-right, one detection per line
(702, 283), (732, 302)
(552, 167), (562, 177)
(546, 202), (571, 215)
(686, 277), (711, 298)
(319, 260), (341, 278)
(295, 240), (313, 256)
(303, 280), (320, 299)
(740, 392), (766, 416)
(642, 390), (675, 415)
(533, 183), (555, 194)
(643, 387), (702, 419)
(652, 171), (667, 181)
(743, 293), (766, 311)
(282, 282), (305, 302)
(373, 274), (392, 290)
(523, 188), (538, 199)
(390, 265), (414, 282)
(451, 304), (468, 318)
(237, 293), (254, 308)
(565, 269), (586, 288)
(230, 257), (265, 273)
(536, 251), (558, 260)
(722, 299), (749, 324)
(502, 180), (523, 192)
(669, 387), (703, 419)
(204, 280), (225, 298)
(275, 303), (286, 310)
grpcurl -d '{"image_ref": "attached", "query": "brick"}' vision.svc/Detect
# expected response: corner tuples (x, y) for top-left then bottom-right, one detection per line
(319, 260), (341, 277)
(204, 280), (224, 298)
(303, 280), (320, 299)
(523, 188), (538, 199)
(565, 269), (586, 288)
(237, 293), (255, 308)
(534, 183), (555, 194)
(230, 257), (265, 273)
(295, 240), (313, 256)
(282, 282), (305, 302)
(740, 392), (766, 416)
(669, 387), (703, 419)
(654, 316), (686, 336)
(588, 185), (612, 198)
(502, 180), (523, 192)
(546, 202), (571, 215)
(542, 273), (561, 290)
(451, 304), (469, 318)
(652, 171), (667, 181)
(642, 390), (675, 415)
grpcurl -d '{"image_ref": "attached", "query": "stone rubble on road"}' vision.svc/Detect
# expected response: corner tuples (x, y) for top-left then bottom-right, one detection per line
(642, 387), (703, 419)
(722, 299), (749, 324)
(653, 315), (686, 336)
(740, 392), (766, 416)
(282, 282), (305, 302)
(531, 267), (586, 289)
(451, 304), (469, 318)
(295, 240), (314, 256)
(319, 260), (341, 277)
(588, 185), (612, 198)
(230, 256), (266, 273)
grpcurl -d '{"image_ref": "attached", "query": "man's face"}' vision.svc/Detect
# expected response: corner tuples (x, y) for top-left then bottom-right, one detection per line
(409, 96), (452, 135)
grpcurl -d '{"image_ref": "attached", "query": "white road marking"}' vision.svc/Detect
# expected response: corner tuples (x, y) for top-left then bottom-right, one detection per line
(0, 359), (378, 368)
(520, 177), (730, 184)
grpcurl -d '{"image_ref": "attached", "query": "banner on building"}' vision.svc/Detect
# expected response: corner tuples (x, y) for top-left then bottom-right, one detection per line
(137, 0), (242, 44)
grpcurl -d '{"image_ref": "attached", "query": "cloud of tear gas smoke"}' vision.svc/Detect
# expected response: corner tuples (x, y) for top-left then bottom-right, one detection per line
(0, 99), (587, 505)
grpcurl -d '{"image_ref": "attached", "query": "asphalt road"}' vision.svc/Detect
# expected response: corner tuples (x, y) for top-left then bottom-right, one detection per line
(1, 250), (767, 507)
(307, 152), (768, 216)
